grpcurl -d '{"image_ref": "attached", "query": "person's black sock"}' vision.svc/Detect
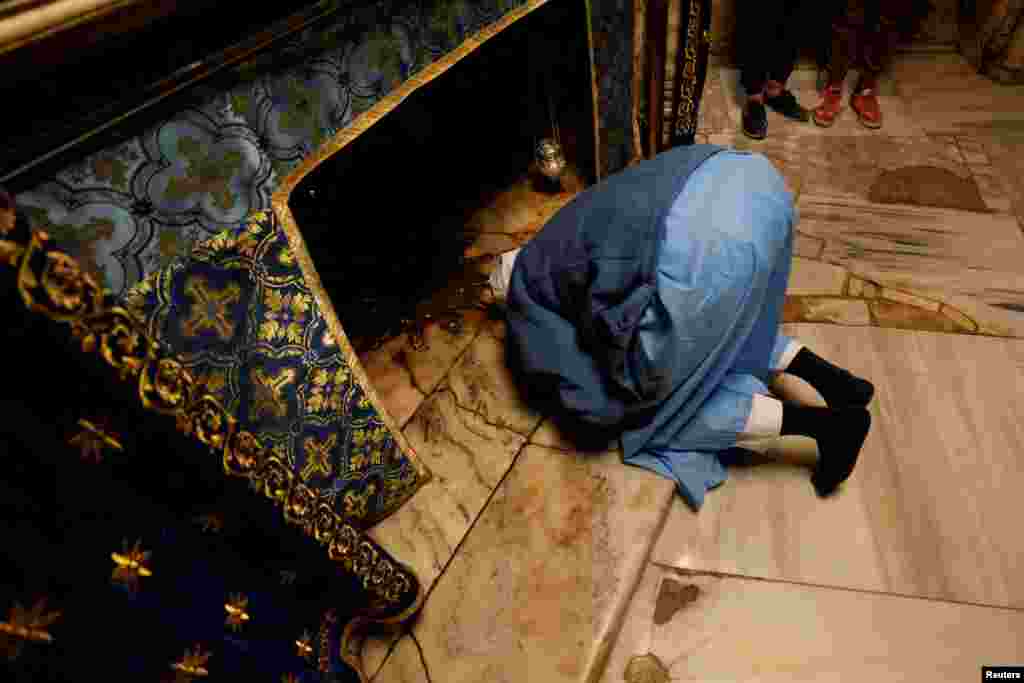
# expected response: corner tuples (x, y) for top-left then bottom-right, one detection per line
(784, 347), (875, 408)
(780, 403), (872, 496)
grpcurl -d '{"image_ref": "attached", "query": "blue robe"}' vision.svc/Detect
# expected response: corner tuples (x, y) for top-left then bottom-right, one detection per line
(506, 146), (797, 509)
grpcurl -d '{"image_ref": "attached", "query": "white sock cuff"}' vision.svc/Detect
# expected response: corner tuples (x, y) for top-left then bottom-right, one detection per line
(738, 393), (783, 442)
(489, 247), (522, 299)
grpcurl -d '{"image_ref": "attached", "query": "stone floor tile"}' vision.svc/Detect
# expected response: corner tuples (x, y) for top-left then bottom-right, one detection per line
(409, 445), (674, 683)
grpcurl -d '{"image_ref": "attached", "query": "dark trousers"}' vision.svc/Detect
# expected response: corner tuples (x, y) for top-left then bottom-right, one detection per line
(739, 0), (812, 95)
(827, 0), (917, 85)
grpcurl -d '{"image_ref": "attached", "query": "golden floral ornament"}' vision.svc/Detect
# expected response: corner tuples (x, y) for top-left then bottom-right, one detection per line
(224, 593), (250, 632)
(259, 289), (311, 344)
(306, 366), (350, 413)
(111, 538), (153, 591)
(171, 645), (211, 679)
(0, 597), (61, 661)
(295, 629), (314, 659)
(69, 418), (123, 464)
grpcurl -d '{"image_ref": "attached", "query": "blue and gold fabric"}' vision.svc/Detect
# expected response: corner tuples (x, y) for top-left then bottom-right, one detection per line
(121, 207), (428, 529)
(0, 194), (422, 683)
(13, 0), (532, 299)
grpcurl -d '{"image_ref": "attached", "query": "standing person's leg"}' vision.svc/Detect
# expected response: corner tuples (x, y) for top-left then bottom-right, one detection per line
(850, 0), (913, 128)
(813, 0), (856, 127)
(761, 0), (813, 122)
(740, 0), (790, 139)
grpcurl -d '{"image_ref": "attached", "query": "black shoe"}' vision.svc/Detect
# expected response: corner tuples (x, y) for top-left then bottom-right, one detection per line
(742, 100), (767, 140)
(765, 89), (811, 122)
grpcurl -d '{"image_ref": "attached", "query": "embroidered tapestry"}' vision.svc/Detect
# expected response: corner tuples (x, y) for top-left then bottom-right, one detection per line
(121, 207), (429, 529)
(0, 193), (422, 682)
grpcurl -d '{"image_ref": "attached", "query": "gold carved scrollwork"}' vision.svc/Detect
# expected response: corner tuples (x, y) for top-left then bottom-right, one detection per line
(223, 429), (262, 476)
(18, 233), (104, 322)
(312, 500), (338, 544)
(261, 455), (295, 504)
(284, 482), (317, 527)
(328, 525), (359, 564)
(183, 394), (235, 452)
(140, 357), (195, 413)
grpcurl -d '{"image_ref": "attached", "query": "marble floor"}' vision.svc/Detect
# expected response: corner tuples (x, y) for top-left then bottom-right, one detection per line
(356, 54), (1024, 682)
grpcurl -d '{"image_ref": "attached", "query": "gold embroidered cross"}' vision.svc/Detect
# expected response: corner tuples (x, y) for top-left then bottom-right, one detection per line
(300, 434), (337, 481)
(181, 276), (241, 340)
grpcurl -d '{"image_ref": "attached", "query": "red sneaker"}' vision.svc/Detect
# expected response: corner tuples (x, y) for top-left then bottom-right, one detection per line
(851, 86), (883, 129)
(813, 85), (843, 128)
